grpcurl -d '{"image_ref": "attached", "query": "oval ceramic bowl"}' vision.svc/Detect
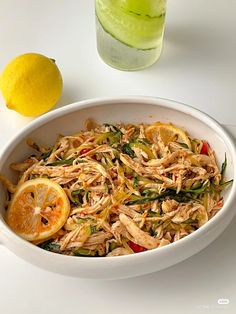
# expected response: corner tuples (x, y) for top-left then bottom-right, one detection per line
(0, 96), (236, 280)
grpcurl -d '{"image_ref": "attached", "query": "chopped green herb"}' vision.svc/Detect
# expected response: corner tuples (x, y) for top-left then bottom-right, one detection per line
(126, 190), (175, 205)
(39, 241), (61, 253)
(126, 188), (201, 205)
(71, 189), (84, 205)
(130, 142), (155, 159)
(104, 183), (109, 194)
(77, 218), (90, 224)
(101, 124), (123, 145)
(137, 138), (151, 145)
(141, 189), (158, 197)
(182, 218), (195, 224)
(147, 210), (161, 217)
(220, 154), (227, 183)
(104, 123), (123, 135)
(90, 225), (98, 233)
(40, 150), (52, 160)
(71, 189), (83, 196)
(48, 158), (75, 166)
(121, 143), (135, 158)
(105, 156), (114, 167)
(72, 189), (89, 204)
(191, 139), (201, 154)
(109, 134), (121, 145)
(85, 190), (89, 202)
(71, 199), (81, 206)
(220, 179), (233, 187)
(133, 176), (139, 188)
(109, 242), (119, 251)
(177, 142), (189, 149)
(211, 179), (233, 192)
(95, 132), (120, 145)
(74, 248), (96, 257)
(183, 184), (209, 194)
(191, 181), (202, 190)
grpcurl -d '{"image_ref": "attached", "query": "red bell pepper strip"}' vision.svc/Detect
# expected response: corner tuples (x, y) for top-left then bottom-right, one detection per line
(200, 142), (209, 155)
(128, 241), (147, 253)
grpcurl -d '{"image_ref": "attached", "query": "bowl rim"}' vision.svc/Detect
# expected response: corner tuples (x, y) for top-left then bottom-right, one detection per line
(0, 95), (236, 263)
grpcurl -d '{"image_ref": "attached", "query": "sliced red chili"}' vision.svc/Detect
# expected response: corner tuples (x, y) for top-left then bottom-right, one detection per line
(128, 241), (147, 253)
(126, 175), (133, 180)
(217, 197), (224, 208)
(200, 142), (208, 155)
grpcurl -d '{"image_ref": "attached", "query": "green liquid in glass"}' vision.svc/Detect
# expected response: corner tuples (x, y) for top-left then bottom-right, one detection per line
(95, 0), (167, 71)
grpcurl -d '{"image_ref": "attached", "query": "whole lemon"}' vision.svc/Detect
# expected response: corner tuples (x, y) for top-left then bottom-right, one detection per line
(0, 53), (63, 117)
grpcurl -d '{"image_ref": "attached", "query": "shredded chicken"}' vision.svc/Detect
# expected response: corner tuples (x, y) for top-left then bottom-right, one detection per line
(0, 174), (16, 193)
(119, 213), (160, 249)
(107, 247), (133, 257)
(0, 121), (231, 257)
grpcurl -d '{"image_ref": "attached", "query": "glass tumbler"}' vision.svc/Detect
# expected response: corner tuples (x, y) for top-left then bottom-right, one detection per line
(95, 0), (167, 71)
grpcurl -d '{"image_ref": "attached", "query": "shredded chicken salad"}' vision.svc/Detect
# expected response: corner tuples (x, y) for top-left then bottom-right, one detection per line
(0, 120), (232, 257)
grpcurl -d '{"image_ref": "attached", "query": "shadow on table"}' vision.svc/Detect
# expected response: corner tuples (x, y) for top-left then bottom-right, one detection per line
(149, 24), (227, 72)
(54, 83), (82, 110)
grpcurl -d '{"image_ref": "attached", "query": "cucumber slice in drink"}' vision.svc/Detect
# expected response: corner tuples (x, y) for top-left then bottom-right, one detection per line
(96, 0), (166, 50)
(120, 0), (166, 17)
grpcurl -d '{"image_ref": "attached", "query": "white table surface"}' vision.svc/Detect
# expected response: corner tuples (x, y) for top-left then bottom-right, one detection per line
(0, 0), (236, 313)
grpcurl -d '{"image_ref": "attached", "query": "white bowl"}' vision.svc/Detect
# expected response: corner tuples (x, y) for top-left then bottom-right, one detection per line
(0, 96), (236, 280)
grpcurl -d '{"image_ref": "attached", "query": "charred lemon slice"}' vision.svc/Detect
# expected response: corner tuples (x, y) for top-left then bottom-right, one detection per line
(6, 178), (70, 241)
(145, 122), (191, 148)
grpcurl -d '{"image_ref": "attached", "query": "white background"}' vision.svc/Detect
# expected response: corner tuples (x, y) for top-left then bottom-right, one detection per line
(0, 0), (236, 313)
